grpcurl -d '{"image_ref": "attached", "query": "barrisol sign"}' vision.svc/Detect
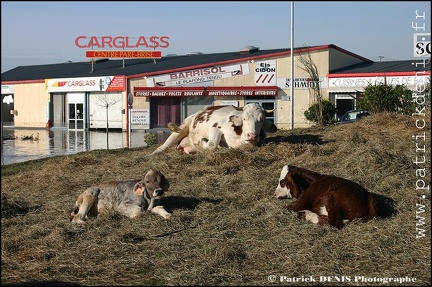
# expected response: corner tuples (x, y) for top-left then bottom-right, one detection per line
(146, 63), (250, 87)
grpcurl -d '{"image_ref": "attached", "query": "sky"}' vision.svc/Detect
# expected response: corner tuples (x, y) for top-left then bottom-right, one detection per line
(1, 1), (431, 73)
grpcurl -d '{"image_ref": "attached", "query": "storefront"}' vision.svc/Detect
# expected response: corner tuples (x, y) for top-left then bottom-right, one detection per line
(45, 76), (126, 130)
(328, 72), (430, 118)
(3, 44), (428, 131)
(132, 86), (278, 129)
(1, 85), (15, 126)
(128, 54), (334, 130)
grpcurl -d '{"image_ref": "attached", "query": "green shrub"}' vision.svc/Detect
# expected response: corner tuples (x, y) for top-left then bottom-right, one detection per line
(144, 132), (157, 146)
(304, 100), (337, 125)
(358, 82), (416, 115)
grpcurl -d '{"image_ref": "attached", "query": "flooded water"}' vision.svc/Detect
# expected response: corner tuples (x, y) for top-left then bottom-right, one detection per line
(1, 128), (170, 165)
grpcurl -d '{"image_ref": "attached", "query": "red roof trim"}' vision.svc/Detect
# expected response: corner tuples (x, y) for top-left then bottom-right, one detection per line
(127, 45), (338, 80)
(1, 44), (372, 84)
(1, 79), (45, 85)
(127, 54), (288, 80)
(328, 71), (430, 78)
(330, 45), (372, 63)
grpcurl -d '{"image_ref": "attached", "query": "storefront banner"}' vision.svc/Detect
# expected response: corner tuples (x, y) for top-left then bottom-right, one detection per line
(131, 109), (149, 129)
(85, 50), (161, 58)
(277, 77), (328, 89)
(134, 86), (278, 97)
(146, 63), (250, 87)
(255, 60), (276, 86)
(46, 76), (125, 92)
(1, 85), (15, 94)
(328, 75), (429, 88)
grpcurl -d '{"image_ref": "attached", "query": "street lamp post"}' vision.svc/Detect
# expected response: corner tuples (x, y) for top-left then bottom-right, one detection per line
(127, 92), (133, 148)
(290, 1), (295, 130)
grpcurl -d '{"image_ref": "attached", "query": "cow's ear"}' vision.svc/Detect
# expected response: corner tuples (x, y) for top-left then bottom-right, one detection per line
(264, 121), (278, 133)
(134, 182), (144, 196)
(161, 175), (170, 191)
(229, 115), (242, 126)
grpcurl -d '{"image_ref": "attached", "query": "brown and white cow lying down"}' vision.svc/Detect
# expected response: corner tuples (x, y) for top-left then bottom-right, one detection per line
(274, 165), (377, 229)
(150, 103), (277, 155)
(70, 169), (171, 223)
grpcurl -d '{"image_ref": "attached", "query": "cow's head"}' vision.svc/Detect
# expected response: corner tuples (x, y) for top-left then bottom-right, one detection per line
(137, 169), (170, 210)
(229, 103), (277, 145)
(274, 165), (293, 199)
(274, 165), (313, 199)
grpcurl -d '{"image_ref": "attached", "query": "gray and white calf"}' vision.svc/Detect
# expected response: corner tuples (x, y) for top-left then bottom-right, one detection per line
(70, 169), (171, 223)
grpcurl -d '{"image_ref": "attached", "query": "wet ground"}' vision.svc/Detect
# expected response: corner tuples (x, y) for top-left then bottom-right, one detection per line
(1, 127), (170, 165)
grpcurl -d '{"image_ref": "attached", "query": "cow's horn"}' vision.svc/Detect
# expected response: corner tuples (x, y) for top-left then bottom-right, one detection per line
(264, 108), (275, 114)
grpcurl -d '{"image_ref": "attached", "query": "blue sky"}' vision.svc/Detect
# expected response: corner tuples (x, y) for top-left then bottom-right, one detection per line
(1, 1), (430, 73)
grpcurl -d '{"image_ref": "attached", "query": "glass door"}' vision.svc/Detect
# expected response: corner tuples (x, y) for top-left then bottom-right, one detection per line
(68, 103), (84, 130)
(67, 93), (85, 130)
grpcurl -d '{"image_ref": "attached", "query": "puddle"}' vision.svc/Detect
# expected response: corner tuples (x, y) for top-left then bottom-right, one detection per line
(1, 128), (170, 165)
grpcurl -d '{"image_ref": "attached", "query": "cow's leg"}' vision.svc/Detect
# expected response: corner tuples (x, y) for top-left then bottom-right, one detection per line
(147, 197), (160, 211)
(203, 127), (222, 149)
(116, 204), (143, 218)
(150, 132), (185, 155)
(298, 210), (329, 225)
(327, 212), (344, 229)
(151, 205), (171, 219)
(71, 187), (100, 224)
(298, 210), (319, 224)
(284, 197), (311, 213)
(150, 120), (191, 155)
(326, 199), (345, 229)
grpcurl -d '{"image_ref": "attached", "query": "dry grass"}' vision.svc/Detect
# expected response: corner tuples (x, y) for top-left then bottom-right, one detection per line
(1, 112), (431, 286)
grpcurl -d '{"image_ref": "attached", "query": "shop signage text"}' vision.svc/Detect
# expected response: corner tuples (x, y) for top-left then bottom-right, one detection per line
(46, 76), (125, 92)
(329, 75), (430, 88)
(255, 60), (277, 86)
(284, 78), (327, 89)
(147, 63), (250, 87)
(134, 86), (278, 97)
(1, 85), (14, 94)
(131, 109), (149, 129)
(86, 50), (161, 58)
(75, 36), (170, 49)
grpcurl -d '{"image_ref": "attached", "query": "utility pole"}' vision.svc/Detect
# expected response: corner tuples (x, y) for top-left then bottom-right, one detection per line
(290, 1), (295, 130)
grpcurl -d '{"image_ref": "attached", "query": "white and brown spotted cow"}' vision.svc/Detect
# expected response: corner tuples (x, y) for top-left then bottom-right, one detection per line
(274, 165), (377, 229)
(150, 103), (277, 155)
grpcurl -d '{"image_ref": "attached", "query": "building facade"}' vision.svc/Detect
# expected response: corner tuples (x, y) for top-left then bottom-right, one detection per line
(2, 44), (430, 132)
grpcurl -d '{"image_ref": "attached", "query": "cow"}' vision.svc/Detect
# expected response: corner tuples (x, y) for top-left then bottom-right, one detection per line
(150, 103), (277, 155)
(70, 169), (171, 224)
(274, 165), (377, 229)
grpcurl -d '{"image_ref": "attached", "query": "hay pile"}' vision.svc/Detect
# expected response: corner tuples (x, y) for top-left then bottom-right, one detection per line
(1, 112), (430, 286)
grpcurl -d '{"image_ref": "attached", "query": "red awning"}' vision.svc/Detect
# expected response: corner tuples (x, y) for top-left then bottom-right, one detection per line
(134, 86), (278, 97)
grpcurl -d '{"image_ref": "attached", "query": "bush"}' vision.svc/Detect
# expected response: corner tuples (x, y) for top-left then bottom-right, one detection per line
(144, 132), (157, 146)
(304, 100), (337, 125)
(358, 82), (416, 115)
